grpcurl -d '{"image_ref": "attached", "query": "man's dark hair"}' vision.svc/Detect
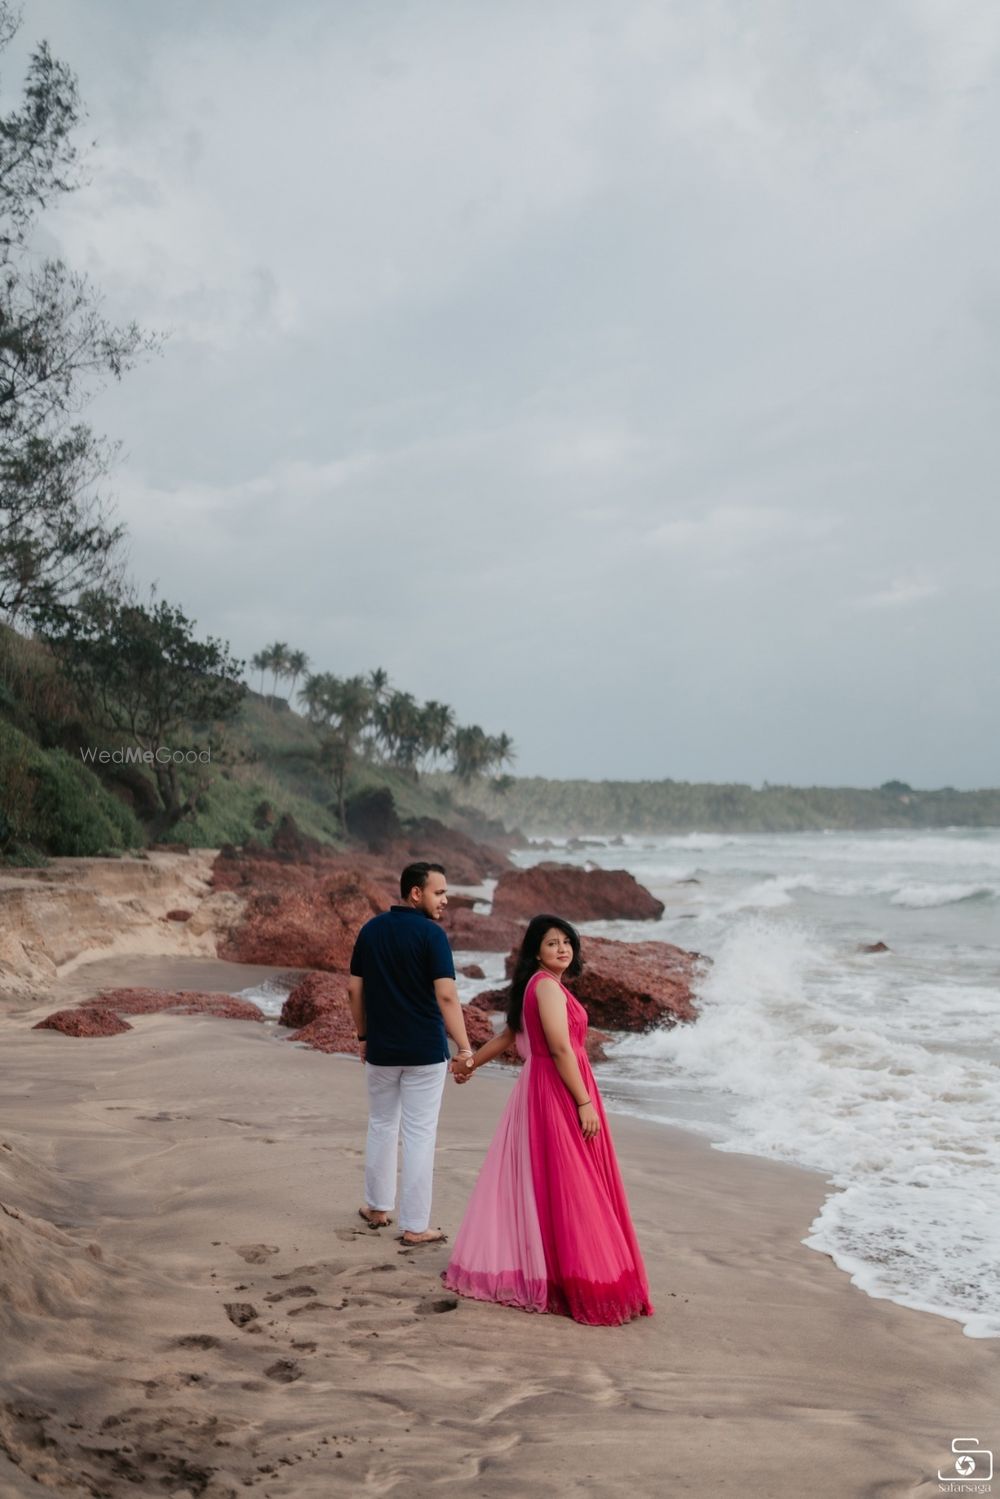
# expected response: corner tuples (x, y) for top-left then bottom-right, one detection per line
(399, 861), (446, 900)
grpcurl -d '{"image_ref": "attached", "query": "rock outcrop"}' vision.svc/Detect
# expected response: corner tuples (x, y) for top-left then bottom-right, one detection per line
(441, 908), (525, 953)
(491, 864), (664, 922)
(217, 872), (388, 970)
(284, 1008), (361, 1056)
(279, 971), (350, 1029)
(32, 986), (268, 1036)
(208, 811), (516, 971)
(33, 1007), (133, 1037)
(398, 818), (509, 885)
(212, 813), (510, 896)
(274, 969), (357, 1055)
(81, 988), (268, 1021)
(571, 936), (698, 1027)
(473, 934), (700, 1032)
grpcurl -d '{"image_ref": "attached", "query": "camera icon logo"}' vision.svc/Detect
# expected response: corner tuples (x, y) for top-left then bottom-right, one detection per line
(939, 1437), (993, 1483)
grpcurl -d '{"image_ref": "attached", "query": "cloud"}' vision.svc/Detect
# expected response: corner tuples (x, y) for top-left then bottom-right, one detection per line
(12, 0), (999, 785)
(46, 5), (606, 344)
(648, 504), (841, 557)
(849, 575), (943, 611)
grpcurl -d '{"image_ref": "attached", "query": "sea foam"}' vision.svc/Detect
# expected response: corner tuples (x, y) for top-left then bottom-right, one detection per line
(610, 915), (1000, 1337)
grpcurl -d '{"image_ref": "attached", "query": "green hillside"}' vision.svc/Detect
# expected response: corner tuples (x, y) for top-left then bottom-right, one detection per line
(0, 621), (458, 861)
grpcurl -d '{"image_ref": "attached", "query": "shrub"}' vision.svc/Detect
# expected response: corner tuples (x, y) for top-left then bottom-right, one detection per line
(0, 722), (144, 857)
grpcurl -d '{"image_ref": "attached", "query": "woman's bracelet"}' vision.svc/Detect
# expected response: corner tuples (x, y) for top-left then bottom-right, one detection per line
(576, 1098), (591, 1108)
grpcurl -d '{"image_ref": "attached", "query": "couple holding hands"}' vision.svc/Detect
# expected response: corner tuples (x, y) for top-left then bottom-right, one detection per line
(348, 861), (652, 1326)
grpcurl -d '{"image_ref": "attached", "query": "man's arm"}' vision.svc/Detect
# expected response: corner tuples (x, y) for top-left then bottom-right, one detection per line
(433, 977), (474, 1076)
(347, 975), (366, 1062)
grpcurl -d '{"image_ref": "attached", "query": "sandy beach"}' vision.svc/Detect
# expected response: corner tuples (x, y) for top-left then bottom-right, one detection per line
(0, 954), (995, 1499)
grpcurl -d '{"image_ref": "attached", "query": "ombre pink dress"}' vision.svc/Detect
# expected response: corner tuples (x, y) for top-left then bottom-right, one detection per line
(442, 971), (653, 1326)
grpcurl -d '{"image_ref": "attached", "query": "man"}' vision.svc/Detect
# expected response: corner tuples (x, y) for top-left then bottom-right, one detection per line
(348, 861), (474, 1246)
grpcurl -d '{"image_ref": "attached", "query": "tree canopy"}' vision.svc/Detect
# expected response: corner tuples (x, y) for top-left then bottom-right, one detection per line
(35, 589), (245, 836)
(0, 4), (156, 621)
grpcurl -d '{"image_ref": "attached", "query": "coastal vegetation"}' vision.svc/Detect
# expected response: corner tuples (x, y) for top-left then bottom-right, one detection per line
(437, 775), (1000, 834)
(0, 4), (157, 625)
(0, 606), (517, 861)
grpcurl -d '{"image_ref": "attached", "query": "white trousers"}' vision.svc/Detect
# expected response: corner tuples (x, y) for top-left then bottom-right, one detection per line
(364, 1061), (448, 1233)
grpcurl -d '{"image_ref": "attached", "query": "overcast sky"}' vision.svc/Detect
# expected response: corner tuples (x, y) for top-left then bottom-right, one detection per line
(8, 1), (999, 787)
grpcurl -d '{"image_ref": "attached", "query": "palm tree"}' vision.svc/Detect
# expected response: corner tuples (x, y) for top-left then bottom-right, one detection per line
(250, 651), (268, 696)
(450, 725), (516, 782)
(298, 671), (327, 722)
(487, 731), (516, 774)
(310, 673), (375, 831)
(265, 641), (289, 700)
(286, 649), (309, 704)
(375, 690), (424, 777)
(362, 667), (390, 757)
(451, 723), (488, 782)
(419, 700), (455, 770)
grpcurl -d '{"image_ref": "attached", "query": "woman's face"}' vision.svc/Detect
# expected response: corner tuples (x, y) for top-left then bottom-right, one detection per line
(537, 926), (574, 975)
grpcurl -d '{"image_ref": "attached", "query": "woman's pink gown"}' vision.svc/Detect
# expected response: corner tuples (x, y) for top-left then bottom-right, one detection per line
(442, 970), (653, 1326)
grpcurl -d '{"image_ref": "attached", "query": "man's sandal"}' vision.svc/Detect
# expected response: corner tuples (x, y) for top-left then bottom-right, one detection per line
(358, 1208), (392, 1229)
(397, 1229), (448, 1246)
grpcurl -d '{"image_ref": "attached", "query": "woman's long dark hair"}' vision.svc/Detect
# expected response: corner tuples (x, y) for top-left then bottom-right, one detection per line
(506, 914), (583, 1032)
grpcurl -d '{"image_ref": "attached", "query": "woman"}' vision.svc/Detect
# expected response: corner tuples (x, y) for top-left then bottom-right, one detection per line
(442, 914), (653, 1326)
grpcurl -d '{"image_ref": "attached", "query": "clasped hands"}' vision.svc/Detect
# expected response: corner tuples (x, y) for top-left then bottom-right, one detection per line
(450, 1049), (476, 1084)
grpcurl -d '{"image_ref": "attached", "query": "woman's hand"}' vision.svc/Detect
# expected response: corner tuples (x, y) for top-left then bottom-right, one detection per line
(450, 1052), (475, 1083)
(577, 1102), (600, 1139)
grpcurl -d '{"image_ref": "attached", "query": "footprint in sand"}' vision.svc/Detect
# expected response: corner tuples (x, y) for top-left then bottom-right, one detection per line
(264, 1285), (317, 1303)
(233, 1243), (280, 1264)
(264, 1359), (302, 1383)
(173, 1333), (221, 1349)
(224, 1302), (259, 1327)
(416, 1295), (458, 1315)
(272, 1262), (327, 1279)
(287, 1298), (348, 1316)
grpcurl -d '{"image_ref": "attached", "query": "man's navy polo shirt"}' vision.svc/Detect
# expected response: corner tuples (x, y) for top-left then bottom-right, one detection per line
(349, 906), (456, 1066)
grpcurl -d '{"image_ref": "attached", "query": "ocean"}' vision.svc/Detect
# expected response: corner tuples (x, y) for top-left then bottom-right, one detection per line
(241, 827), (1000, 1341)
(505, 829), (1000, 1341)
